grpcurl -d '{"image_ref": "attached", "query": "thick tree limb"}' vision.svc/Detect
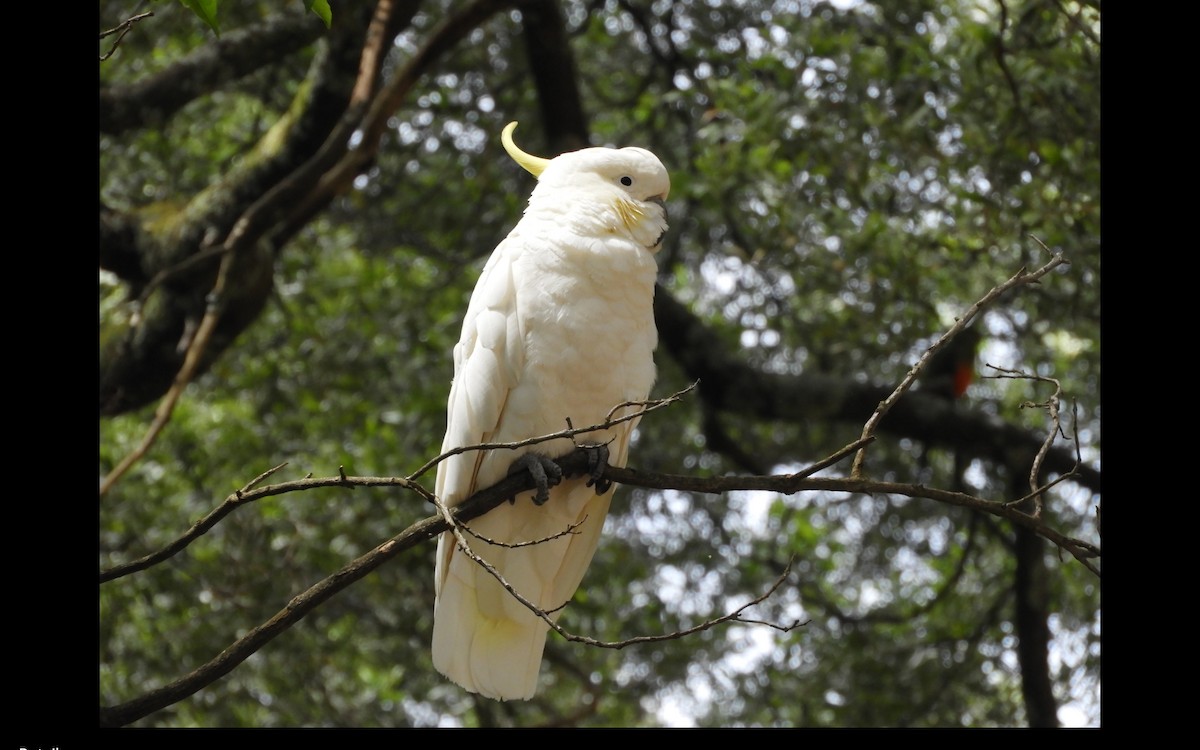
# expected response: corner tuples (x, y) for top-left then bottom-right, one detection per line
(520, 0), (590, 154)
(100, 11), (329, 134)
(1014, 523), (1058, 727)
(279, 0), (524, 237)
(99, 4), (382, 417)
(98, 0), (525, 420)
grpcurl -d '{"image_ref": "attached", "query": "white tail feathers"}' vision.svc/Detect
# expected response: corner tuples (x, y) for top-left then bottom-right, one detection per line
(432, 479), (613, 700)
(432, 573), (548, 701)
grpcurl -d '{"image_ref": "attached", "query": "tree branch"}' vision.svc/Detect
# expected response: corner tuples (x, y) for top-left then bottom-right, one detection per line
(278, 0), (525, 238)
(100, 3), (421, 484)
(99, 4), (382, 417)
(100, 11), (328, 133)
(99, 11), (154, 63)
(520, 0), (590, 154)
(850, 243), (1069, 477)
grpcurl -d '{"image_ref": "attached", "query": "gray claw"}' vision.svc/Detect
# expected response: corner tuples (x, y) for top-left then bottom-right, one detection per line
(508, 453), (564, 506)
(581, 443), (611, 495)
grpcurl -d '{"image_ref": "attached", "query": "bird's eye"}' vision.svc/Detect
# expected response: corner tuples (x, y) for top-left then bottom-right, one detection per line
(620, 176), (633, 186)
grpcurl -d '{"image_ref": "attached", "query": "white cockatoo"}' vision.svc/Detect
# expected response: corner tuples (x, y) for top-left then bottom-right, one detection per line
(431, 122), (670, 700)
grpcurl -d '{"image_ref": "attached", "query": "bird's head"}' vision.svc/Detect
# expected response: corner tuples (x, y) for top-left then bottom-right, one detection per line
(502, 122), (670, 250)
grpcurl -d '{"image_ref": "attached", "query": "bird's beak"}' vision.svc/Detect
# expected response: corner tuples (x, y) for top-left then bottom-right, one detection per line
(502, 122), (550, 179)
(649, 196), (668, 222)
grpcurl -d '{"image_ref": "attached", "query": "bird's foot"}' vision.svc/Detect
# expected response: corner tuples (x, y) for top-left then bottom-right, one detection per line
(580, 442), (612, 495)
(507, 453), (564, 506)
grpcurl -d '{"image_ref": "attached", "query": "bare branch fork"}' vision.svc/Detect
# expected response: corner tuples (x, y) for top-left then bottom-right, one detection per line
(99, 11), (153, 62)
(850, 240), (1070, 478)
(988, 364), (1074, 519)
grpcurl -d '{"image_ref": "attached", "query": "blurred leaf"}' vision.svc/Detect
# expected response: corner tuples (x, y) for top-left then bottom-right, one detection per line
(306, 0), (331, 28)
(178, 0), (220, 35)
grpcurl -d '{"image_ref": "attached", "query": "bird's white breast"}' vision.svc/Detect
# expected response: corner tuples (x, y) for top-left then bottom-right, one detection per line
(480, 216), (658, 491)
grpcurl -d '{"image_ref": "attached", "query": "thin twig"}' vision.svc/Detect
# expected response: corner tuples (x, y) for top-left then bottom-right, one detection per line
(441, 499), (803, 649)
(100, 471), (425, 583)
(100, 251), (236, 498)
(100, 11), (153, 61)
(989, 364), (1068, 519)
(238, 462), (289, 497)
(789, 436), (874, 480)
(850, 242), (1069, 478)
(460, 515), (588, 549)
(407, 381), (699, 481)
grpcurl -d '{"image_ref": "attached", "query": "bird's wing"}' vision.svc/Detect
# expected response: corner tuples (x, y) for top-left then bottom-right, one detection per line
(433, 236), (525, 594)
(432, 228), (567, 701)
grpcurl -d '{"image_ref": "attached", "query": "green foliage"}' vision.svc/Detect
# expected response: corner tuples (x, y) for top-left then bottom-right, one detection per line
(100, 0), (1100, 728)
(178, 0), (221, 35)
(306, 0), (332, 28)
(176, 0), (331, 35)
